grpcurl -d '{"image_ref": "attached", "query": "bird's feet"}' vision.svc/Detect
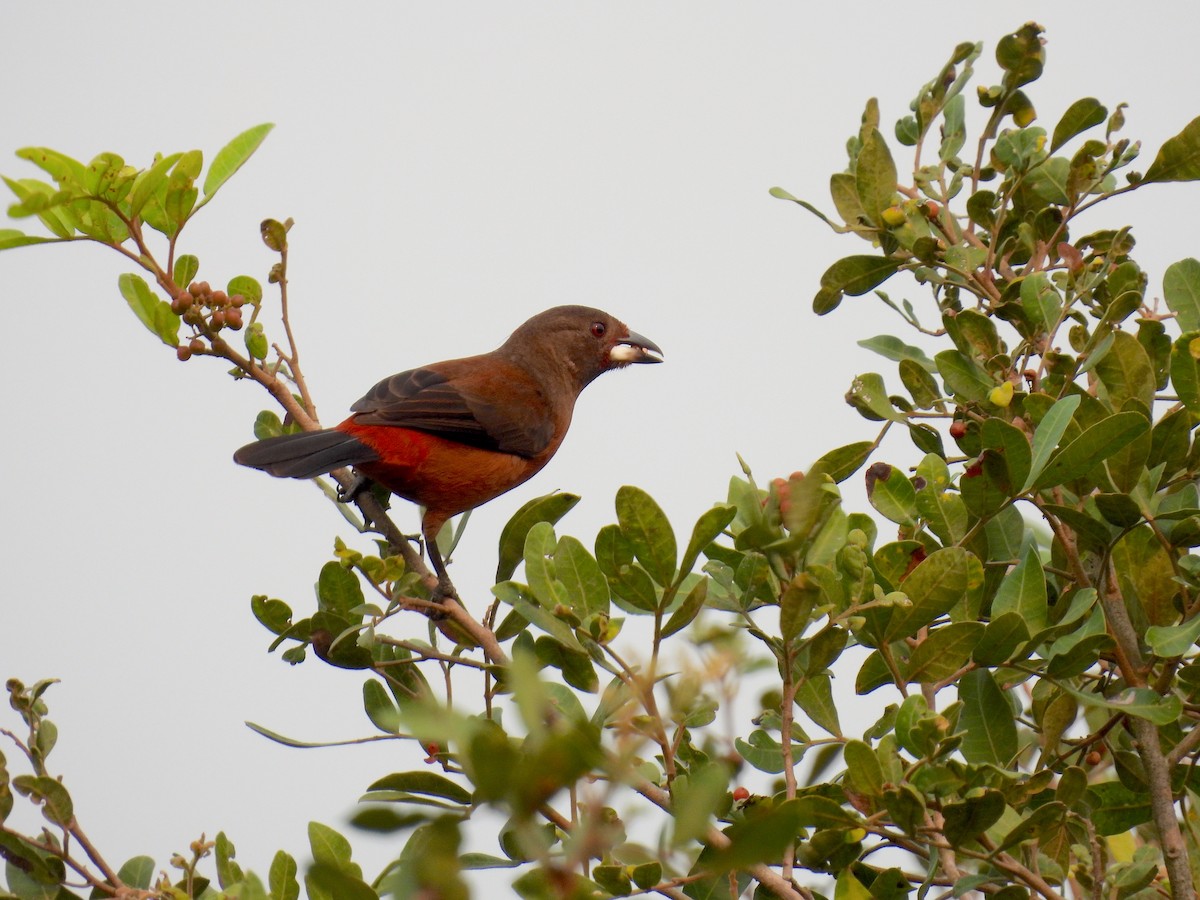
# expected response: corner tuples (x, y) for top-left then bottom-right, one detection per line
(431, 573), (460, 606)
(336, 472), (373, 504)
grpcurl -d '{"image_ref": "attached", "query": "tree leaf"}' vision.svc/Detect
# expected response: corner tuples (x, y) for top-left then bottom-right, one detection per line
(866, 464), (917, 526)
(1064, 684), (1182, 725)
(991, 545), (1048, 634)
(367, 771), (473, 805)
(855, 126), (898, 225)
(890, 547), (970, 640)
(843, 740), (884, 798)
(671, 762), (731, 846)
(679, 505), (737, 579)
(1020, 394), (1081, 492)
(814, 441), (875, 484)
(1033, 411), (1149, 489)
(117, 272), (179, 346)
(615, 485), (676, 587)
(905, 622), (984, 683)
(935, 349), (992, 402)
(496, 493), (580, 582)
(1164, 258), (1200, 333)
(856, 335), (936, 372)
(662, 578), (708, 639)
(813, 255), (902, 315)
(554, 535), (609, 619)
(1093, 330), (1154, 411)
(1051, 97), (1107, 152)
(362, 680), (400, 735)
(1142, 115), (1200, 184)
(1171, 331), (1200, 414)
(1146, 612), (1200, 658)
(203, 123), (274, 198)
(269, 850), (301, 900)
(958, 669), (1017, 765)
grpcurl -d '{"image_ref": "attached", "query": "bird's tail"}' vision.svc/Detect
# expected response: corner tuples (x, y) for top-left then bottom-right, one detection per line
(233, 428), (380, 479)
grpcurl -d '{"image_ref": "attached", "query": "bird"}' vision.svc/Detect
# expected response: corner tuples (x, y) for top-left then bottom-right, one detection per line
(233, 305), (663, 595)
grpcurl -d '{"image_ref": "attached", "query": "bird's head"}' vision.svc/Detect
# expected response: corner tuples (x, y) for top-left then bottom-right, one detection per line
(504, 305), (663, 389)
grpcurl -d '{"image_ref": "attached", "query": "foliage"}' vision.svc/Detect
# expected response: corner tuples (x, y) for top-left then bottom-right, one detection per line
(6, 20), (1200, 900)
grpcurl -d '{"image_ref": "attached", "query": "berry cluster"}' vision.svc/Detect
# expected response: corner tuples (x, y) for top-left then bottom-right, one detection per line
(174, 281), (247, 360)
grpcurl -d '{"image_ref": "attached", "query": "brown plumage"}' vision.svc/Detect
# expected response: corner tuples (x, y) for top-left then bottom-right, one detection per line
(234, 305), (662, 590)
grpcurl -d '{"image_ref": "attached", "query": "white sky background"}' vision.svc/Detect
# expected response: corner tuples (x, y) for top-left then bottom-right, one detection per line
(2, 1), (1200, 892)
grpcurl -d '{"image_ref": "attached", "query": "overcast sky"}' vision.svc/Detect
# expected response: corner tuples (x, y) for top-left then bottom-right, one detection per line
(3, 2), (1199, 891)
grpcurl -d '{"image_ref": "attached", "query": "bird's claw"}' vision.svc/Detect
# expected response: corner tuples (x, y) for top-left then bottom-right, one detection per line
(337, 472), (372, 504)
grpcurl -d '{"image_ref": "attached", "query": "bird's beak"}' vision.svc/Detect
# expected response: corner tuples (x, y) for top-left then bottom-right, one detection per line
(610, 329), (664, 365)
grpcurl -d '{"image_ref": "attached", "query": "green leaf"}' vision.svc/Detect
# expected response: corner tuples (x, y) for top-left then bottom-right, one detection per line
(1146, 613), (1200, 658)
(991, 545), (1048, 634)
(866, 464), (917, 526)
(1033, 411), (1149, 489)
(228, 273), (264, 305)
(115, 856), (155, 890)
(671, 762), (730, 846)
(362, 680), (400, 735)
(214, 831), (244, 888)
(934, 349), (993, 402)
(958, 669), (1017, 765)
(855, 126), (898, 225)
(615, 485), (676, 587)
(496, 493), (580, 582)
(0, 228), (59, 250)
(905, 622), (984, 683)
(173, 254), (200, 290)
(856, 334), (936, 371)
(1171, 331), (1200, 414)
(942, 790), (1007, 847)
(492, 581), (584, 652)
(309, 821), (360, 876)
(1051, 98), (1107, 152)
(899, 359), (943, 409)
(129, 151), (182, 217)
(980, 418), (1032, 493)
(706, 798), (810, 872)
(679, 505), (737, 579)
(814, 441), (875, 483)
(1165, 258), (1200, 333)
(1020, 394), (1081, 492)
(843, 740), (884, 798)
(1065, 684), (1182, 725)
(1142, 115), (1200, 184)
(203, 123), (274, 198)
(269, 850), (301, 900)
(117, 272), (179, 346)
(814, 255), (902, 315)
(1086, 781), (1153, 835)
(1094, 330), (1154, 411)
(554, 535), (609, 619)
(662, 578), (708, 639)
(846, 372), (905, 422)
(12, 775), (73, 826)
(795, 674), (841, 736)
(316, 561), (364, 618)
(890, 547), (970, 640)
(367, 771), (473, 805)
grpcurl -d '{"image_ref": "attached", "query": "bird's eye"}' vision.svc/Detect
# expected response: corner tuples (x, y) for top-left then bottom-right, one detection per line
(590, 322), (607, 338)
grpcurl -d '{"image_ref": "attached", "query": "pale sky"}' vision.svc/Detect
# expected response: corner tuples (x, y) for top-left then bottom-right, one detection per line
(2, 2), (1199, 891)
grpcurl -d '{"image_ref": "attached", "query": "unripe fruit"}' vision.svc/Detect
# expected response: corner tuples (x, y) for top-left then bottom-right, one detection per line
(170, 292), (193, 315)
(226, 308), (244, 330)
(230, 294), (245, 308)
(210, 309), (227, 329)
(188, 338), (205, 354)
(176, 346), (192, 361)
(881, 206), (907, 227)
(211, 290), (229, 307)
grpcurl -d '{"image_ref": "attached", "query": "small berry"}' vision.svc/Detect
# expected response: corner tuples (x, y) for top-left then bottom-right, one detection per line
(230, 294), (245, 308)
(949, 421), (968, 439)
(226, 308), (244, 330)
(732, 787), (750, 802)
(210, 309), (227, 329)
(211, 290), (229, 307)
(188, 338), (205, 354)
(176, 346), (192, 362)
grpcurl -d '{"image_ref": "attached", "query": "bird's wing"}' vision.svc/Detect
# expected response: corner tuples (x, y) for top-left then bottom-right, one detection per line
(348, 363), (555, 458)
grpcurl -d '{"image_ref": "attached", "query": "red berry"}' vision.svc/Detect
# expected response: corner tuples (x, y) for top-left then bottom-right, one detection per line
(188, 338), (205, 354)
(732, 787), (750, 802)
(949, 421), (968, 439)
(176, 346), (192, 362)
(210, 309), (226, 329)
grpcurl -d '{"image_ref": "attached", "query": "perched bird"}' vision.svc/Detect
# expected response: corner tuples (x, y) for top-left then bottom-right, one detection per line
(233, 305), (662, 592)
